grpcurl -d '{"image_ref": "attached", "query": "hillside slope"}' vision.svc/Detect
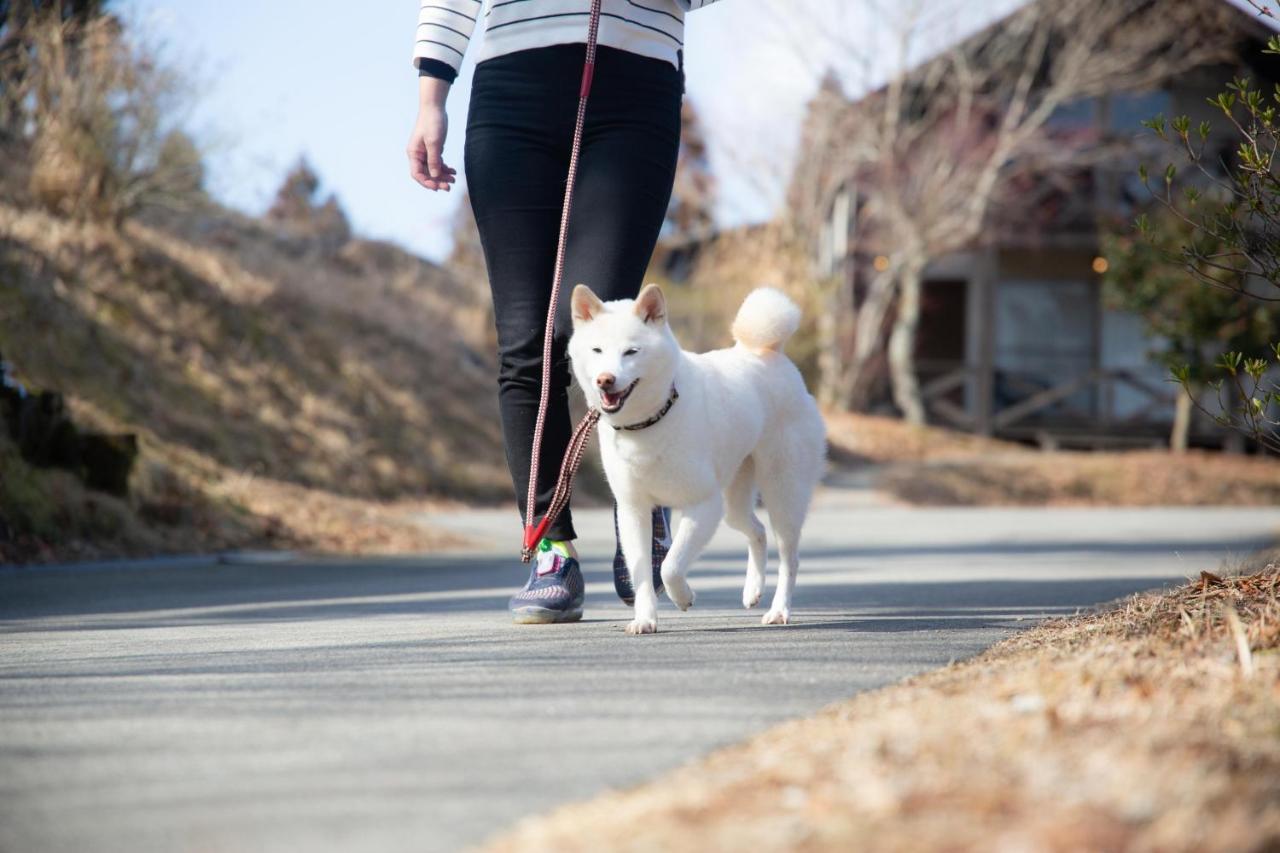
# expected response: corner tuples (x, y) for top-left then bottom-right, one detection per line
(0, 200), (512, 561)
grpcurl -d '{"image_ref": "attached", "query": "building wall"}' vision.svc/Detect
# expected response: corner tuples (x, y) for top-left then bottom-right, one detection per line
(997, 248), (1174, 425)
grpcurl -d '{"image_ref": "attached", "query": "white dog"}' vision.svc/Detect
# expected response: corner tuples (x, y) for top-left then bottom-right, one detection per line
(568, 283), (826, 634)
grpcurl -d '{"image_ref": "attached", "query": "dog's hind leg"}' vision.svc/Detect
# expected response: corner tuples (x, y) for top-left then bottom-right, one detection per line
(757, 468), (815, 627)
(661, 493), (723, 612)
(723, 457), (767, 609)
(761, 528), (799, 626)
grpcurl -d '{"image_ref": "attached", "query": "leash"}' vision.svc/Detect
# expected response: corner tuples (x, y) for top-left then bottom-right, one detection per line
(521, 0), (605, 562)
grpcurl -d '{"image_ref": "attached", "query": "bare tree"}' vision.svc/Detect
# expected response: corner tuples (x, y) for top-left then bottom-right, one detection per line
(2, 6), (206, 221)
(790, 0), (1240, 422)
(666, 100), (718, 243)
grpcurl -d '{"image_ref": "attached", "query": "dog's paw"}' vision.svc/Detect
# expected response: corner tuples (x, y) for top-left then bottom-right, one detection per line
(761, 608), (790, 626)
(625, 617), (658, 635)
(742, 577), (764, 609)
(665, 577), (696, 611)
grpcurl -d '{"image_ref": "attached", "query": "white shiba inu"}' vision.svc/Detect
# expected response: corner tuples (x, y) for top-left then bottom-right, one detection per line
(568, 283), (826, 634)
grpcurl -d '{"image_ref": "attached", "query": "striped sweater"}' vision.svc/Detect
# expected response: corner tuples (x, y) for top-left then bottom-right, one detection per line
(413, 0), (722, 82)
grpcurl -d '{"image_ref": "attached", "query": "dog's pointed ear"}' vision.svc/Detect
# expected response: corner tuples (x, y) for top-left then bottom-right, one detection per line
(571, 284), (605, 325)
(634, 283), (666, 325)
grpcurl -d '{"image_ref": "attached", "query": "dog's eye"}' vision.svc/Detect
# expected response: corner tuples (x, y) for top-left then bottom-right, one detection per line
(623, 348), (639, 357)
(591, 347), (602, 354)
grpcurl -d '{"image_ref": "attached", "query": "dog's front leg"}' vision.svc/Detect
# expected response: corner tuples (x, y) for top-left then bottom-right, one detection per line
(661, 494), (722, 611)
(617, 497), (659, 635)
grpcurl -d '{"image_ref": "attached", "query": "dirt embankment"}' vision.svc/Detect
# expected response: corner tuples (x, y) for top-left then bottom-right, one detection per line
(0, 202), (507, 562)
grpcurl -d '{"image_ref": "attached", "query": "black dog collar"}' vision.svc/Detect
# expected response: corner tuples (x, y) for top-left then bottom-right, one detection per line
(614, 385), (679, 432)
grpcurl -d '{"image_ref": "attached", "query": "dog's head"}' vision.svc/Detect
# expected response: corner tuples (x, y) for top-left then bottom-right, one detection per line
(568, 283), (679, 421)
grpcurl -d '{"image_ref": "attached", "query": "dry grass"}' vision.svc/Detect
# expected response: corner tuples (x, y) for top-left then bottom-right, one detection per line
(825, 409), (1020, 463)
(483, 552), (1280, 853)
(825, 410), (1280, 506)
(0, 200), (505, 562)
(0, 425), (464, 565)
(0, 202), (509, 501)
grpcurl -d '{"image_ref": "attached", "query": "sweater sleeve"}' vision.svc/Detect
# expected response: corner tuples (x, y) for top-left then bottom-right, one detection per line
(412, 0), (482, 82)
(678, 0), (723, 9)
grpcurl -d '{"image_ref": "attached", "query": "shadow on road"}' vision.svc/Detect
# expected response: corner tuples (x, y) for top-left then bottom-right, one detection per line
(0, 533), (1214, 634)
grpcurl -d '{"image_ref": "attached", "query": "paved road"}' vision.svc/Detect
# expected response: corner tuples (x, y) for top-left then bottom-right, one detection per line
(2, 494), (1277, 852)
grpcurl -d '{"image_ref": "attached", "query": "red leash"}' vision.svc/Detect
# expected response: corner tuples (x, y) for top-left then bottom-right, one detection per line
(521, 0), (605, 562)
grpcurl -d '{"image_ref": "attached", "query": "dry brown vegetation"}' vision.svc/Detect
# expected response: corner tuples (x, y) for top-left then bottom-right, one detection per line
(0, 200), (505, 562)
(0, 7), (521, 563)
(484, 552), (1280, 853)
(825, 410), (1280, 506)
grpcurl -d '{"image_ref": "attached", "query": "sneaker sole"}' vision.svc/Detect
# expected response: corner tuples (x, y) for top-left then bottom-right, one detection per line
(511, 605), (584, 625)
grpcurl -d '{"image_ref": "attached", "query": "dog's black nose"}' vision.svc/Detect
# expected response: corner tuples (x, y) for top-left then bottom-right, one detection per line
(596, 372), (616, 390)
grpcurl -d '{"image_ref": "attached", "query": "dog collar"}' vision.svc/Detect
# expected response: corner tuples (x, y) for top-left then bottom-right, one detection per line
(614, 385), (679, 432)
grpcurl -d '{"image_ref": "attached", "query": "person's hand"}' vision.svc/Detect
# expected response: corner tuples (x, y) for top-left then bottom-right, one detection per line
(407, 76), (456, 192)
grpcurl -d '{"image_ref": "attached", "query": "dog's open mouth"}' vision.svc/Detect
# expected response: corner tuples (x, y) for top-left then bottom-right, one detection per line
(599, 379), (639, 414)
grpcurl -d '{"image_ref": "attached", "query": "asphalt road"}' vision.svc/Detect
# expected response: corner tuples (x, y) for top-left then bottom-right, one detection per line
(2, 494), (1277, 852)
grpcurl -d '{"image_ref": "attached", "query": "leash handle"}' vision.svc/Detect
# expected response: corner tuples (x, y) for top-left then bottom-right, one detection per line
(522, 0), (604, 561)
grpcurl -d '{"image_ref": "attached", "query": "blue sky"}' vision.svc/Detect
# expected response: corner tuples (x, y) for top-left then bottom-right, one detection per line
(118, 1), (1025, 262)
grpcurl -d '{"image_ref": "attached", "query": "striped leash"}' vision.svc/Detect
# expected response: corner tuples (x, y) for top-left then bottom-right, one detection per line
(521, 0), (604, 562)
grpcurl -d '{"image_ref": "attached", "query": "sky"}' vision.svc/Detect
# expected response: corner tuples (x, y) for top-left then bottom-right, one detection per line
(117, 0), (1028, 263)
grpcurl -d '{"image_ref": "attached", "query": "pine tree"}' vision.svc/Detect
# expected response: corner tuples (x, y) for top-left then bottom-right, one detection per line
(267, 157), (350, 250)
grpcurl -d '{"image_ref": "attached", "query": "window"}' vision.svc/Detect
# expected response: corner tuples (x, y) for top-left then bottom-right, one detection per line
(1046, 98), (1096, 131)
(1106, 90), (1171, 138)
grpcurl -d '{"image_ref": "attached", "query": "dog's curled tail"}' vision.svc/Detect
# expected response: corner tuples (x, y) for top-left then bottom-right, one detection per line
(731, 287), (801, 356)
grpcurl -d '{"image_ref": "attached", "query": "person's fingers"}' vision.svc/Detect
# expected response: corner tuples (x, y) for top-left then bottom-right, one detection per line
(407, 138), (433, 189)
(426, 143), (445, 180)
(409, 162), (432, 189)
(407, 135), (458, 192)
(412, 168), (436, 191)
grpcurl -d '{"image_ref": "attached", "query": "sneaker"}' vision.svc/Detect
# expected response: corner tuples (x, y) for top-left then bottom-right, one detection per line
(509, 543), (585, 624)
(612, 505), (673, 606)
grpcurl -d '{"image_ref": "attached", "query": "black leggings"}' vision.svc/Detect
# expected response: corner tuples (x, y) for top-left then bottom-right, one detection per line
(464, 44), (683, 540)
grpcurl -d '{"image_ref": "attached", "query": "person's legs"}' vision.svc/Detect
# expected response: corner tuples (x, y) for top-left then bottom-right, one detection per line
(465, 45), (682, 544)
(464, 49), (581, 541)
(463, 45), (681, 621)
(560, 47), (683, 308)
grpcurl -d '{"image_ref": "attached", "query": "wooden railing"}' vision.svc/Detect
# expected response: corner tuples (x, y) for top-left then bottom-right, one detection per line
(918, 362), (1179, 437)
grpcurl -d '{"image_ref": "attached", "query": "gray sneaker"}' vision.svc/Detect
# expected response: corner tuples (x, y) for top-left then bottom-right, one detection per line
(612, 505), (672, 606)
(508, 544), (585, 624)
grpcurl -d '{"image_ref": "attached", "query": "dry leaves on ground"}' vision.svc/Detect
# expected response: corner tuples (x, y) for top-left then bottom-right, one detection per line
(824, 410), (1280, 506)
(483, 553), (1280, 853)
